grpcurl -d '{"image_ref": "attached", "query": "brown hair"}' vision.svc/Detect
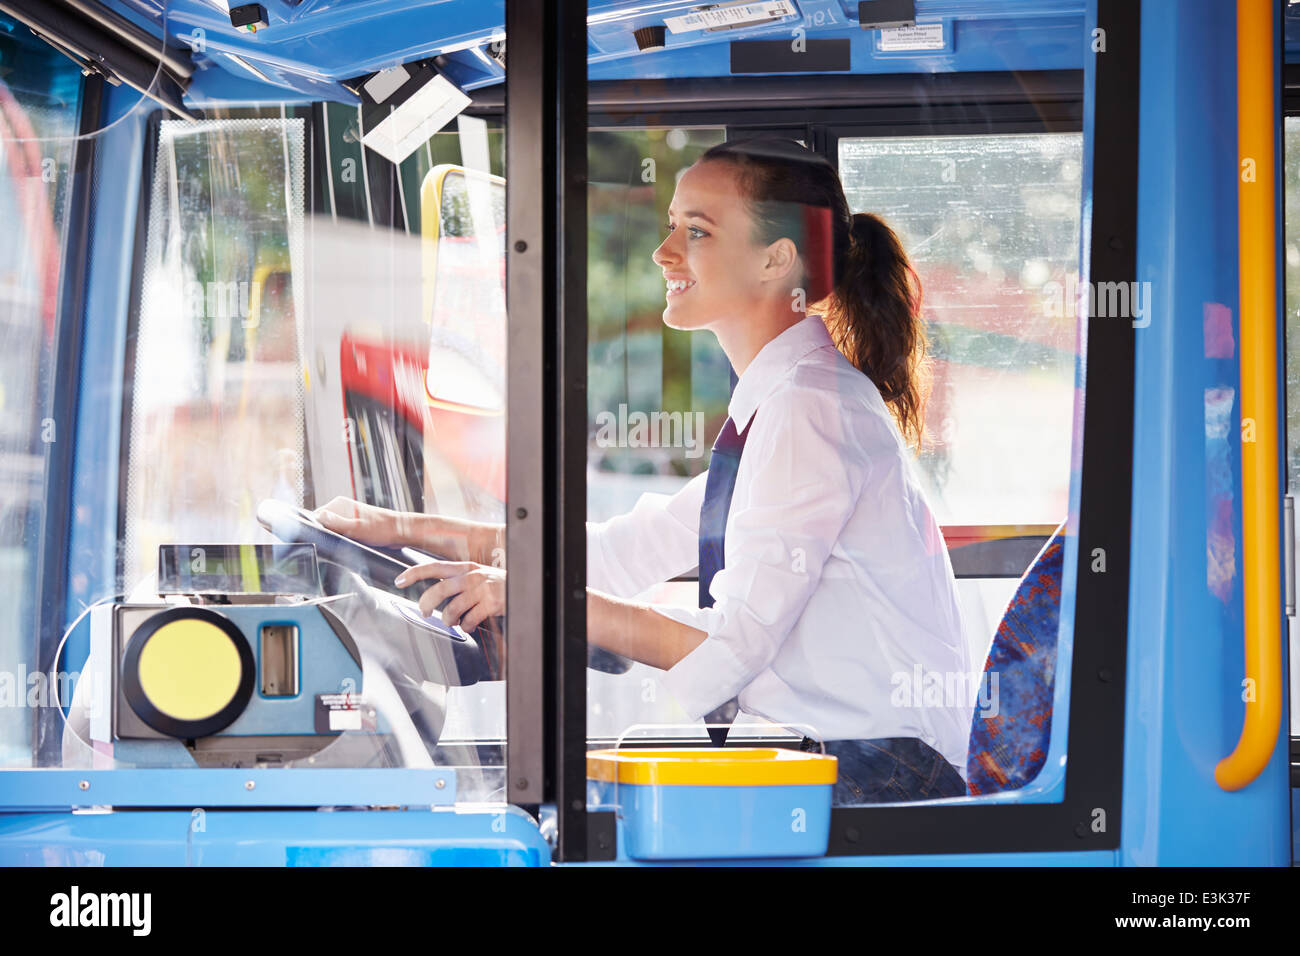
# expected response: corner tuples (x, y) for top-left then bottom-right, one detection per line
(697, 138), (929, 448)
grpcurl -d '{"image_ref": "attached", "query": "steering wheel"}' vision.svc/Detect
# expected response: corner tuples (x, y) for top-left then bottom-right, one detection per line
(256, 499), (632, 677)
(256, 500), (503, 679)
(256, 500), (443, 596)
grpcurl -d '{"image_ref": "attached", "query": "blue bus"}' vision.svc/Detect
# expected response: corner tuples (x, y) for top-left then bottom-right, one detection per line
(0, 0), (1292, 870)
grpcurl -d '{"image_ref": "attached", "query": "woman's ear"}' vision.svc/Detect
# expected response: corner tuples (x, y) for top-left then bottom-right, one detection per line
(762, 236), (800, 282)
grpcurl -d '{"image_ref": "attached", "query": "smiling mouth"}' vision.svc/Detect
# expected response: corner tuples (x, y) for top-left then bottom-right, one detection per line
(666, 278), (696, 298)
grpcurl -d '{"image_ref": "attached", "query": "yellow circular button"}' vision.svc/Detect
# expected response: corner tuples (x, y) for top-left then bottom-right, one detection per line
(136, 618), (244, 721)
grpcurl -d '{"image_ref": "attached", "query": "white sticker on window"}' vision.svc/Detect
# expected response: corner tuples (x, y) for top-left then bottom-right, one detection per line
(877, 23), (946, 51)
(363, 64), (411, 104)
(329, 708), (362, 732)
(665, 1), (797, 34)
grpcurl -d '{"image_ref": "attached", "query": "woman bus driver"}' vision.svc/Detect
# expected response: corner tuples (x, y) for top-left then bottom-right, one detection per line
(316, 138), (971, 804)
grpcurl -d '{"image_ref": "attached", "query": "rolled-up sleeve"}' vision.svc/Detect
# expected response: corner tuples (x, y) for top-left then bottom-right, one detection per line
(586, 471), (707, 598)
(656, 388), (872, 718)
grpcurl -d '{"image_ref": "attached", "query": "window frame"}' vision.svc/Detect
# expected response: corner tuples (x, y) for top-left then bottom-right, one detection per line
(30, 73), (99, 767)
(545, 15), (1136, 859)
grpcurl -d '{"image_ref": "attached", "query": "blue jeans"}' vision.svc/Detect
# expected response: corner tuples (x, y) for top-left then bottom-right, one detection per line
(800, 736), (967, 805)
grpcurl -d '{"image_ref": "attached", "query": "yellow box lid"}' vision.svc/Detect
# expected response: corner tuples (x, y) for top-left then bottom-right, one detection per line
(586, 748), (838, 787)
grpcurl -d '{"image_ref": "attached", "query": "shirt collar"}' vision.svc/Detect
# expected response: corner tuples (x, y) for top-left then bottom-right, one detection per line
(728, 315), (835, 431)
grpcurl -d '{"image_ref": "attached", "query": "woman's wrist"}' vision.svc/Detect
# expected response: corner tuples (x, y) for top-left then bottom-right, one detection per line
(586, 590), (619, 654)
(467, 522), (505, 566)
(409, 515), (500, 564)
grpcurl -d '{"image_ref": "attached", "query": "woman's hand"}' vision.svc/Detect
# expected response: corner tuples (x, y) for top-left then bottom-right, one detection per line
(396, 560), (506, 633)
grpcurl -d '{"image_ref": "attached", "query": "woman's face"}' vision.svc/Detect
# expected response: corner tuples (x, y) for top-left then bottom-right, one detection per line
(652, 160), (787, 333)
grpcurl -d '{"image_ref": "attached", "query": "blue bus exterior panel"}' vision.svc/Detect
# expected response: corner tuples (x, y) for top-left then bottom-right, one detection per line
(0, 806), (550, 866)
(1123, 0), (1292, 866)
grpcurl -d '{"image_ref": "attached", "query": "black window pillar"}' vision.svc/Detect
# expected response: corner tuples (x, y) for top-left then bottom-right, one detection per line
(505, 0), (591, 861)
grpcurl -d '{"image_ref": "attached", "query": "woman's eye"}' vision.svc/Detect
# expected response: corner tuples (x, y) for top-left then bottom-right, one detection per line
(665, 222), (708, 239)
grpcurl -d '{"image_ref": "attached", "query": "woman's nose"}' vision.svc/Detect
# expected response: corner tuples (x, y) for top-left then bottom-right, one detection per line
(652, 233), (678, 267)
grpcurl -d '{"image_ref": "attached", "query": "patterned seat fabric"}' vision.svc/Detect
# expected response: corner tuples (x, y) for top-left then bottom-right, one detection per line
(966, 526), (1067, 795)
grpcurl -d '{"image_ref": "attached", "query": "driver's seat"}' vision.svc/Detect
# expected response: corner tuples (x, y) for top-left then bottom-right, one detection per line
(965, 524), (1066, 794)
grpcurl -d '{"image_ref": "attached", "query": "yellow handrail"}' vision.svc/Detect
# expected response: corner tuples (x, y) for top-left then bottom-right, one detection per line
(1217, 0), (1284, 791)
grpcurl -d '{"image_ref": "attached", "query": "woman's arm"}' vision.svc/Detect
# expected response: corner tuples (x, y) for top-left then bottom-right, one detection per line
(586, 589), (707, 670)
(315, 496), (502, 565)
(390, 556), (707, 671)
(318, 469), (704, 588)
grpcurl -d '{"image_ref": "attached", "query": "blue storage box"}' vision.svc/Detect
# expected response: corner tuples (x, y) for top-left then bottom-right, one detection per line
(586, 748), (837, 861)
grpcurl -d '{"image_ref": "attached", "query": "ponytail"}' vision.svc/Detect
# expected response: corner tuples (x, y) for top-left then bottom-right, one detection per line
(825, 212), (929, 449)
(698, 139), (930, 449)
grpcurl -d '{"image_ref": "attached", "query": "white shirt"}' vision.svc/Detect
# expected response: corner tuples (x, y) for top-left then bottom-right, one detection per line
(586, 315), (973, 775)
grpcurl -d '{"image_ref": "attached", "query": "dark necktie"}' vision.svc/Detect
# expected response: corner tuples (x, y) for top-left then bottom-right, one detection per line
(698, 415), (752, 747)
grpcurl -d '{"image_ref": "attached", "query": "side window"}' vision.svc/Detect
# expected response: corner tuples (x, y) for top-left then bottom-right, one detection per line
(123, 115), (308, 588)
(1283, 115), (1300, 735)
(113, 109), (516, 788)
(837, 131), (1083, 677)
(0, 34), (83, 767)
(582, 124), (1085, 805)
